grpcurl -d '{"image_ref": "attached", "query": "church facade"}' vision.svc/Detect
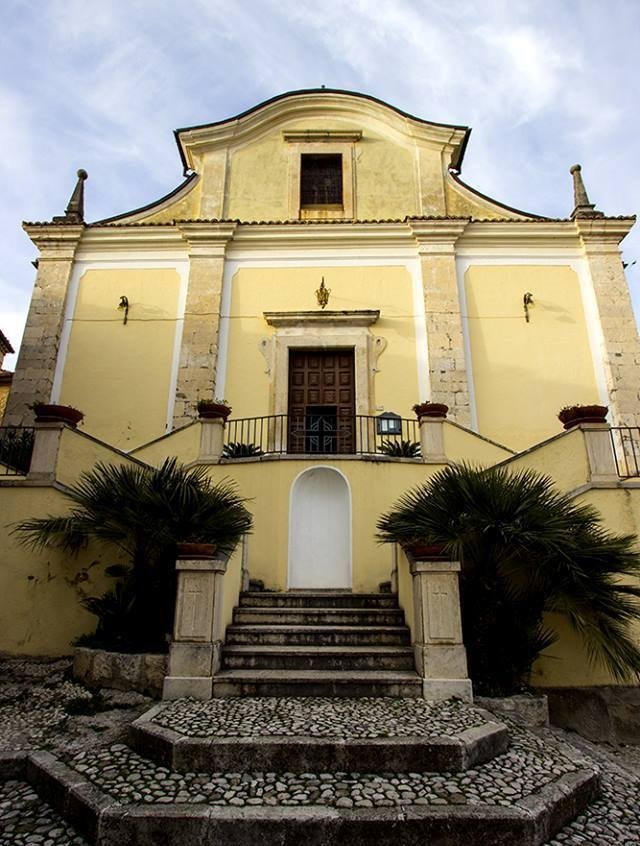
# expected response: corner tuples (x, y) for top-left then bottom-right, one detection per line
(2, 90), (640, 698)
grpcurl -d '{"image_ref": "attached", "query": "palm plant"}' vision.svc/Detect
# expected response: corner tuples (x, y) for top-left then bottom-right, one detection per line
(13, 458), (252, 652)
(377, 463), (640, 695)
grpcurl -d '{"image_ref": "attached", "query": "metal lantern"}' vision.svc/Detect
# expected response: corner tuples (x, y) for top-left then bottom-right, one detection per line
(376, 411), (402, 436)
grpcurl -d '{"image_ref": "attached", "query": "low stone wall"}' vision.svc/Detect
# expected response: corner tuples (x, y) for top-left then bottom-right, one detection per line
(543, 686), (640, 744)
(73, 648), (167, 698)
(474, 695), (549, 728)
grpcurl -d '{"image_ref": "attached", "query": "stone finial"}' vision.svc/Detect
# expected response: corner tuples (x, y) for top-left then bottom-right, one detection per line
(53, 169), (88, 224)
(570, 164), (604, 219)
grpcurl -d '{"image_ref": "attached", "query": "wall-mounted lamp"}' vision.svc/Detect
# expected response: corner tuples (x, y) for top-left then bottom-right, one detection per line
(376, 411), (402, 436)
(523, 292), (534, 323)
(118, 295), (130, 325)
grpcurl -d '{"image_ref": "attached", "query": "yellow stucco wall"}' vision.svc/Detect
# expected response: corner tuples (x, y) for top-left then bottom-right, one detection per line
(225, 265), (418, 418)
(0, 485), (114, 655)
(0, 383), (10, 422)
(205, 458), (443, 593)
(130, 422), (200, 466)
(59, 268), (181, 449)
(465, 265), (600, 450)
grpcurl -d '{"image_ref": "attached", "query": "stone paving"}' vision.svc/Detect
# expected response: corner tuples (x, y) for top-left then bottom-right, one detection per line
(152, 695), (488, 739)
(0, 658), (639, 843)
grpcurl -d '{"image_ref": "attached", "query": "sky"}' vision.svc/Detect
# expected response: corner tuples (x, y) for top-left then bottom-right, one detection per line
(1, 0), (639, 369)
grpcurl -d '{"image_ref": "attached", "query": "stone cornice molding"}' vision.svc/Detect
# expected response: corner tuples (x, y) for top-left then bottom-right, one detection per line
(574, 217), (636, 253)
(22, 224), (85, 259)
(264, 310), (380, 328)
(176, 221), (237, 258)
(457, 220), (583, 250)
(283, 130), (362, 143)
(409, 219), (469, 255)
(77, 225), (186, 254)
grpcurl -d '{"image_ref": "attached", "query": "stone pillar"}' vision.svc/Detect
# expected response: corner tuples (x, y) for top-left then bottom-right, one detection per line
(27, 422), (65, 481)
(4, 225), (84, 426)
(419, 417), (446, 463)
(581, 423), (618, 482)
(577, 218), (640, 427)
(410, 220), (471, 426)
(198, 418), (225, 462)
(162, 555), (228, 700)
(409, 557), (473, 702)
(173, 223), (236, 429)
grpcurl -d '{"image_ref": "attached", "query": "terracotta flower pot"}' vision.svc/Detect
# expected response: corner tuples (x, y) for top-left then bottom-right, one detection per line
(32, 403), (84, 427)
(402, 541), (450, 560)
(413, 402), (449, 420)
(197, 402), (231, 420)
(558, 404), (608, 430)
(176, 542), (217, 559)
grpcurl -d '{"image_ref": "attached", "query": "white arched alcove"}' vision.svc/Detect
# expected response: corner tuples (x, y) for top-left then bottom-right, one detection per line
(288, 466), (352, 589)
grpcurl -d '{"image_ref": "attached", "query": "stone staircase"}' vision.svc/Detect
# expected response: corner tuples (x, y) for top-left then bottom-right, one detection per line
(212, 590), (423, 698)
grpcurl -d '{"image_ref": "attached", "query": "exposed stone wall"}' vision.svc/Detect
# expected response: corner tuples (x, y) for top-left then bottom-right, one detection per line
(3, 225), (83, 426)
(412, 221), (471, 426)
(579, 221), (640, 427)
(173, 223), (235, 428)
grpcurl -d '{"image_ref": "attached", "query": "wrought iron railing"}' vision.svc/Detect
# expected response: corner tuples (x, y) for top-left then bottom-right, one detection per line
(0, 427), (35, 476)
(222, 414), (420, 459)
(610, 426), (640, 478)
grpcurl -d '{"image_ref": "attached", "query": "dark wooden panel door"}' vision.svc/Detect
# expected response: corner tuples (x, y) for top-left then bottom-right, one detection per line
(288, 349), (355, 453)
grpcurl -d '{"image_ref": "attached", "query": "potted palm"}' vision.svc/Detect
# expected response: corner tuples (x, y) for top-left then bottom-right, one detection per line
(413, 401), (449, 419)
(558, 404), (608, 429)
(31, 402), (84, 427)
(197, 398), (232, 420)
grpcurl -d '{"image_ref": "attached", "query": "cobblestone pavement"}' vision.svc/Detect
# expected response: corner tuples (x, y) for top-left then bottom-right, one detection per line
(152, 695), (489, 738)
(0, 657), (639, 844)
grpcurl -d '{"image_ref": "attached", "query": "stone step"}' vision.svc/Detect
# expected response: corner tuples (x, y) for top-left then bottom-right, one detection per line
(222, 645), (416, 671)
(233, 607), (406, 626)
(225, 625), (411, 647)
(239, 591), (399, 609)
(130, 702), (510, 773)
(211, 669), (423, 698)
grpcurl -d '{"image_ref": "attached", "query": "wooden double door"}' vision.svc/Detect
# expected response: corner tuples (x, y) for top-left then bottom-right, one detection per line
(288, 349), (355, 454)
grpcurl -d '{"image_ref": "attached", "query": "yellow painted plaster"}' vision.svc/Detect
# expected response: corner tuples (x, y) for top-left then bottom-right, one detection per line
(0, 485), (114, 655)
(222, 543), (244, 634)
(225, 266), (418, 418)
(130, 422), (201, 466)
(202, 459), (444, 593)
(442, 421), (513, 465)
(445, 180), (513, 220)
(0, 384), (10, 422)
(59, 268), (181, 449)
(465, 265), (600, 450)
(397, 546), (415, 641)
(137, 178), (203, 224)
(499, 428), (590, 494)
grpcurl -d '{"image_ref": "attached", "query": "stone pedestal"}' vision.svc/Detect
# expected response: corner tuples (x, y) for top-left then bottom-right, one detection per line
(163, 556), (228, 700)
(419, 418), (446, 463)
(582, 423), (618, 482)
(27, 422), (65, 481)
(199, 418), (225, 462)
(409, 557), (472, 702)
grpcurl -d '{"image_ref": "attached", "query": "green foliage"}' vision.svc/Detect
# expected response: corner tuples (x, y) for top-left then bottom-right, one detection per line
(378, 463), (640, 694)
(222, 442), (265, 458)
(379, 439), (421, 458)
(13, 457), (253, 653)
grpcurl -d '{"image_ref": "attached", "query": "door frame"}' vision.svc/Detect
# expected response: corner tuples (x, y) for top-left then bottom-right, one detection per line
(287, 465), (353, 589)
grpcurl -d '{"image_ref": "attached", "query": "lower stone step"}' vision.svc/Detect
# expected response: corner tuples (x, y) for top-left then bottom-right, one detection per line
(239, 591), (399, 609)
(211, 669), (423, 698)
(225, 625), (411, 646)
(222, 645), (416, 671)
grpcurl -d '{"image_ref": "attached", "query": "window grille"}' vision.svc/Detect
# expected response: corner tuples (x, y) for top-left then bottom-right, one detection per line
(300, 154), (343, 206)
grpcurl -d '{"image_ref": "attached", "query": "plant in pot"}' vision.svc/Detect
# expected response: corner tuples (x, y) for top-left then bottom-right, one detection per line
(30, 401), (84, 427)
(412, 401), (449, 420)
(558, 404), (608, 429)
(378, 463), (640, 696)
(197, 398), (232, 420)
(13, 457), (252, 654)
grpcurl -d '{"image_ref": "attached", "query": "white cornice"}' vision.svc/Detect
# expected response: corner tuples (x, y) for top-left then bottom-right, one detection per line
(457, 220), (582, 250)
(22, 224), (85, 256)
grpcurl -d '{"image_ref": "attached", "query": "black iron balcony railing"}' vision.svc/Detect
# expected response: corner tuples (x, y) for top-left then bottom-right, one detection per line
(0, 427), (35, 476)
(610, 426), (640, 478)
(222, 414), (420, 459)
